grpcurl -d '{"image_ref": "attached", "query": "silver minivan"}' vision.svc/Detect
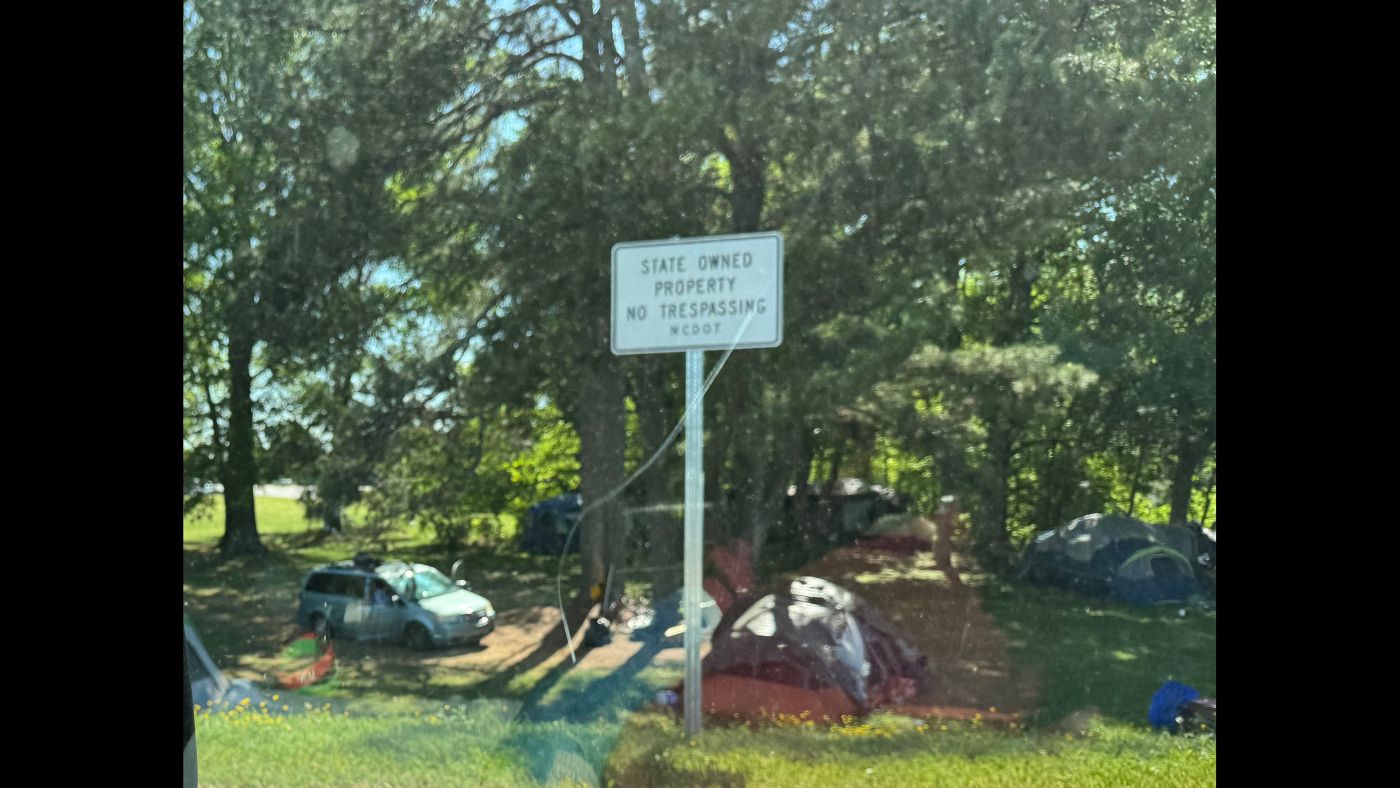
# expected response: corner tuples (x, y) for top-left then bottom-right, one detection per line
(296, 557), (496, 650)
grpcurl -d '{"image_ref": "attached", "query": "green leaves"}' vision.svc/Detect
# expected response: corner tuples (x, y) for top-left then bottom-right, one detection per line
(184, 0), (1215, 557)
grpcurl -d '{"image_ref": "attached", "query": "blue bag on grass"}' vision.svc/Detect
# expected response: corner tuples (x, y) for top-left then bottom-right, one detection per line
(1148, 680), (1199, 730)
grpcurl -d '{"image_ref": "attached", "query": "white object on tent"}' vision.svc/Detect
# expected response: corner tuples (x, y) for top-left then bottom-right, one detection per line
(661, 596), (722, 639)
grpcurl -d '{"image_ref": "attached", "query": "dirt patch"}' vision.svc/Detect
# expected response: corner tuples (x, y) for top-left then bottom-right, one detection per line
(377, 605), (688, 676)
(203, 589), (684, 702)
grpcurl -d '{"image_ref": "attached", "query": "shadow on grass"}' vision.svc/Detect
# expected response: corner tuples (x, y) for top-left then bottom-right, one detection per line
(502, 636), (677, 785)
(521, 638), (669, 723)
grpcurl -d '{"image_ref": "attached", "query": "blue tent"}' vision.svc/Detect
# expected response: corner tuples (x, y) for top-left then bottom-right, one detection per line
(1022, 514), (1211, 605)
(519, 493), (583, 554)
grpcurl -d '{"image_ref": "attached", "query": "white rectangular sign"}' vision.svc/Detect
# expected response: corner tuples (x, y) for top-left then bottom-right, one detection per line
(611, 231), (783, 355)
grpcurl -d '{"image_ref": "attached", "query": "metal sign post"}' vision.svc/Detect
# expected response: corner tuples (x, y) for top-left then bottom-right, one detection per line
(683, 349), (705, 736)
(610, 231), (783, 737)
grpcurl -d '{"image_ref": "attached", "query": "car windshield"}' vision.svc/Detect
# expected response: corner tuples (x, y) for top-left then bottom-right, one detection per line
(388, 568), (456, 601)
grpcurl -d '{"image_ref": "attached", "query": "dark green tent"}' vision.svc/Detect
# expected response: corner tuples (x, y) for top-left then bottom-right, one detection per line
(1022, 514), (1213, 605)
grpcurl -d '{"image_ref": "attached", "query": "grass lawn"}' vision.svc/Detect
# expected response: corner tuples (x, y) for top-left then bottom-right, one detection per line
(604, 711), (1215, 787)
(195, 703), (607, 787)
(195, 704), (1214, 787)
(186, 499), (1214, 785)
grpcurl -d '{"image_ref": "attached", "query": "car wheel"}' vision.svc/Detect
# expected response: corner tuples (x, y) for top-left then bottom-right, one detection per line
(404, 623), (433, 651)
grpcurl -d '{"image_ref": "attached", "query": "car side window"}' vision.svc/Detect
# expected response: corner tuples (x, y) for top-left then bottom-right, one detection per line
(305, 573), (333, 594)
(339, 575), (366, 599)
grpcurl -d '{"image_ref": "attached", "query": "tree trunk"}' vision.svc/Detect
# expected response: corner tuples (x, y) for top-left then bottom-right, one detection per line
(1036, 436), (1061, 532)
(729, 146), (765, 235)
(943, 255), (965, 350)
(610, 0), (649, 98)
(1169, 437), (1206, 525)
(703, 372), (729, 536)
(322, 506), (343, 534)
(730, 375), (779, 571)
(974, 420), (1015, 566)
(1126, 444), (1145, 518)
(1198, 465), (1216, 526)
(708, 104), (767, 535)
(632, 363), (680, 597)
(825, 436), (846, 491)
(790, 428), (818, 546)
(575, 362), (629, 597)
(219, 275), (264, 556)
(321, 365), (356, 535)
(751, 410), (803, 577)
(1169, 405), (1214, 525)
(713, 63), (767, 539)
(1168, 455), (1195, 526)
(999, 253), (1037, 345)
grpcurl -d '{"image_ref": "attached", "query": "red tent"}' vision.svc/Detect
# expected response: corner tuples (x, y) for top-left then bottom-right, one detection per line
(679, 543), (927, 721)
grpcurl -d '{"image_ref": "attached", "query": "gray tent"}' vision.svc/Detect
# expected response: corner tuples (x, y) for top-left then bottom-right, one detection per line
(784, 478), (908, 536)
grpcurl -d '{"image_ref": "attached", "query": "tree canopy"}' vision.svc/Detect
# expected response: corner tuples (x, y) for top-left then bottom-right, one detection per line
(184, 0), (1216, 585)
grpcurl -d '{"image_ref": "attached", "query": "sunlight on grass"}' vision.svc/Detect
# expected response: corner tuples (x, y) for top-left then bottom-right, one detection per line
(853, 567), (953, 586)
(605, 711), (1215, 787)
(184, 496), (321, 544)
(195, 702), (1215, 786)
